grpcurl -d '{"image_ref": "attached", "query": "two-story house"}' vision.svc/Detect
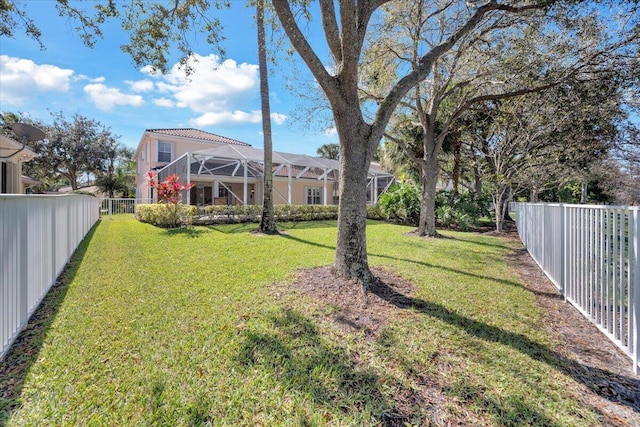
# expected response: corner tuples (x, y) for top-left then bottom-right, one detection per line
(135, 128), (394, 207)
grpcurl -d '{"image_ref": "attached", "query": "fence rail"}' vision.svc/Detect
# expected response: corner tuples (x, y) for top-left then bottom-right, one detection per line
(512, 203), (640, 374)
(99, 198), (151, 217)
(1, 194), (99, 360)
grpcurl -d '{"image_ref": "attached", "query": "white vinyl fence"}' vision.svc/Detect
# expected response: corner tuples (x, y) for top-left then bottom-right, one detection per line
(99, 198), (151, 218)
(1, 194), (99, 360)
(512, 203), (640, 374)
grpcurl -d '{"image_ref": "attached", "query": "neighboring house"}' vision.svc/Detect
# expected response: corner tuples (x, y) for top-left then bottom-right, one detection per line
(134, 128), (394, 207)
(0, 134), (37, 194)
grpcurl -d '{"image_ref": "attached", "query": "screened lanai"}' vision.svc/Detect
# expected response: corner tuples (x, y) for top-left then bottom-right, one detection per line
(155, 145), (395, 207)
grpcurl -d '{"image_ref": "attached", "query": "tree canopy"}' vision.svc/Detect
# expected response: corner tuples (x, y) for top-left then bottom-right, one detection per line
(1, 111), (124, 191)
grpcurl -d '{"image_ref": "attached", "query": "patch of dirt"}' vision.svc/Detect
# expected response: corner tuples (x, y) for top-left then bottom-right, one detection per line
(292, 266), (416, 338)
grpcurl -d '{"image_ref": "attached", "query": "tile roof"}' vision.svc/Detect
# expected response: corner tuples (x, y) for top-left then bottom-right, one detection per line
(146, 128), (250, 146)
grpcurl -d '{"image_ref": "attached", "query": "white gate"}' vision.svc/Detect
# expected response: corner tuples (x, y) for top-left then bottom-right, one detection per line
(99, 198), (151, 217)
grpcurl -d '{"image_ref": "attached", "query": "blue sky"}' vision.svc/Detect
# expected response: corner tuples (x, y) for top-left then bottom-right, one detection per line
(0, 1), (337, 155)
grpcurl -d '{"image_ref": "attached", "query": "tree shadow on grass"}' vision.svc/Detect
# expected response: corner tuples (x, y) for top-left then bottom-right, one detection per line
(207, 223), (258, 234)
(368, 279), (640, 415)
(204, 220), (339, 235)
(162, 226), (209, 238)
(373, 251), (563, 300)
(444, 234), (512, 250)
(280, 233), (542, 296)
(277, 220), (338, 231)
(236, 308), (564, 426)
(236, 308), (428, 426)
(0, 224), (99, 424)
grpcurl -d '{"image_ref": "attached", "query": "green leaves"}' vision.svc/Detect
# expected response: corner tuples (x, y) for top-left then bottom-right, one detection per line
(116, 0), (227, 74)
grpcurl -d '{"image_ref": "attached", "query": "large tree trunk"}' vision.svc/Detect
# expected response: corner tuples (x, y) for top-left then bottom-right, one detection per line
(333, 122), (375, 287)
(530, 187), (539, 202)
(67, 170), (78, 190)
(417, 158), (439, 237)
(451, 139), (462, 194)
(474, 169), (482, 195)
(580, 181), (588, 204)
(502, 185), (513, 223)
(256, 0), (277, 234)
(417, 128), (439, 237)
(493, 183), (510, 232)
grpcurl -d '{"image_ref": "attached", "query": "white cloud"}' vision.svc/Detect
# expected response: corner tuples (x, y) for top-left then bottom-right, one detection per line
(143, 54), (289, 126)
(140, 65), (161, 77)
(191, 110), (262, 127)
(0, 55), (74, 105)
(138, 54), (290, 127)
(126, 79), (154, 92)
(74, 75), (105, 83)
(191, 111), (289, 127)
(324, 126), (338, 136)
(153, 97), (175, 107)
(84, 83), (144, 110)
(271, 113), (288, 125)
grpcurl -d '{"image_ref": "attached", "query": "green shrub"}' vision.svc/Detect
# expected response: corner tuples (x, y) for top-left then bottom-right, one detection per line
(195, 204), (340, 225)
(435, 205), (454, 227)
(435, 191), (491, 229)
(202, 205), (262, 223)
(377, 183), (421, 225)
(374, 186), (491, 229)
(136, 204), (198, 228)
(287, 204), (339, 221)
(366, 204), (384, 220)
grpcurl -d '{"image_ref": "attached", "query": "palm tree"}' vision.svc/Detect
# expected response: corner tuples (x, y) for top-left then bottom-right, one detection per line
(257, 0), (277, 234)
(316, 143), (339, 160)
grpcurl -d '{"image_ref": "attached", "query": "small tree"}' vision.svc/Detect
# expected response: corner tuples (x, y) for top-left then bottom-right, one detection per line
(316, 143), (340, 160)
(96, 146), (135, 197)
(148, 172), (194, 228)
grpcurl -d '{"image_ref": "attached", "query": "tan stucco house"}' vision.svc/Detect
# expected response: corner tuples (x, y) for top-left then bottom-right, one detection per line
(134, 128), (394, 207)
(0, 134), (37, 194)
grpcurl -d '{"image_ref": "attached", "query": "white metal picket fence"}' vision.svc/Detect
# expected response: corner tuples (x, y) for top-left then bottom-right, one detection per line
(99, 198), (151, 218)
(0, 194), (99, 360)
(512, 203), (640, 374)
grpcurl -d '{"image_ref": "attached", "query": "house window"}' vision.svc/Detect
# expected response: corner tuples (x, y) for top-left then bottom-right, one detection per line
(306, 187), (321, 205)
(157, 142), (171, 163)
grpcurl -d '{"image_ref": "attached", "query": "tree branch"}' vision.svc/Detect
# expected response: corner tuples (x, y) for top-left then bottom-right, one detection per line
(319, 0), (342, 64)
(384, 132), (422, 165)
(372, 1), (523, 140)
(272, 0), (337, 99)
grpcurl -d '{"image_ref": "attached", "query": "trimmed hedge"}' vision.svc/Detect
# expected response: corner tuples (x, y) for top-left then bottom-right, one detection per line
(366, 204), (385, 220)
(195, 204), (341, 225)
(136, 204), (199, 228)
(138, 203), (387, 227)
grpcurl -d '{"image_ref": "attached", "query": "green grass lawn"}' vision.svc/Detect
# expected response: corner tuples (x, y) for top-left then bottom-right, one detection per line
(1, 219), (604, 426)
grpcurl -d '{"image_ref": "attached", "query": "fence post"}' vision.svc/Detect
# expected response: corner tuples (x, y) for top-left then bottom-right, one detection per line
(560, 204), (565, 298)
(632, 208), (639, 375)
